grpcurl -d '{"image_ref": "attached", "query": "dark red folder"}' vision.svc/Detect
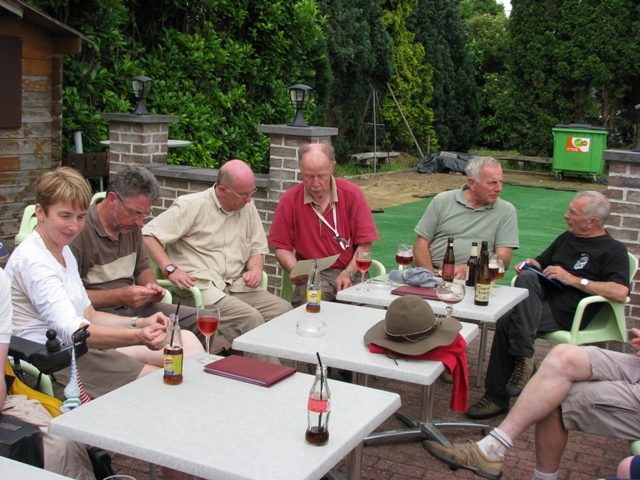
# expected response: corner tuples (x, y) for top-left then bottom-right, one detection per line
(391, 285), (440, 300)
(203, 355), (296, 387)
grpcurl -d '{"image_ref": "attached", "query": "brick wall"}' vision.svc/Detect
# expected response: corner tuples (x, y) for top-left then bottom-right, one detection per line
(604, 149), (640, 328)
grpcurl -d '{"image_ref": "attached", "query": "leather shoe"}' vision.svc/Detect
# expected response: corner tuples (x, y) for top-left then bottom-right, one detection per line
(465, 396), (508, 420)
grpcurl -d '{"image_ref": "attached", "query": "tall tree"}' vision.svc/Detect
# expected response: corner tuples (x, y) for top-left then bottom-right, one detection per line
(380, 0), (436, 156)
(318, 0), (393, 160)
(408, 0), (479, 152)
(505, 0), (640, 155)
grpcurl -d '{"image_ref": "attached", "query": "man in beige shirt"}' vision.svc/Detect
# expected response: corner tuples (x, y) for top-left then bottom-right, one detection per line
(143, 160), (291, 360)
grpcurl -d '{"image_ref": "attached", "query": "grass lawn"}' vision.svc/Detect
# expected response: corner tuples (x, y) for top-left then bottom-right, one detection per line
(372, 184), (574, 285)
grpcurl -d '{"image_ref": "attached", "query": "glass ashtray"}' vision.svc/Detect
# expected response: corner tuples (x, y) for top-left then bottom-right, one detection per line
(296, 319), (327, 338)
(366, 278), (392, 290)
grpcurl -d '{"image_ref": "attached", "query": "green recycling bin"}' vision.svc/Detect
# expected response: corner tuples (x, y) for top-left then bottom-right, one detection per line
(552, 124), (607, 182)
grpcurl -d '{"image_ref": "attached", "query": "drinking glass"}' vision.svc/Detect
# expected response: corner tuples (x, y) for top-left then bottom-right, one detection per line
(395, 243), (414, 270)
(436, 281), (466, 318)
(489, 254), (505, 291)
(197, 305), (221, 364)
(355, 250), (373, 292)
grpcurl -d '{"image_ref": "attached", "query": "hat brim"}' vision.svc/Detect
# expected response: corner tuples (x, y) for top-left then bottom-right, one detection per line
(364, 316), (462, 356)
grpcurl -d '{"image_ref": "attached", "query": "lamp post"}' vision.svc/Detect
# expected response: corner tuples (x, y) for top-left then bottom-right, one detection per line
(288, 84), (312, 127)
(131, 76), (153, 115)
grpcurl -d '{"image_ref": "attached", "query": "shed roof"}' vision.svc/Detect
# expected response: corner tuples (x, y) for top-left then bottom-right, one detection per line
(0, 0), (94, 53)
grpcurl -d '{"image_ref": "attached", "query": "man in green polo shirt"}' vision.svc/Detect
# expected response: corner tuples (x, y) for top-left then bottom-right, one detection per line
(413, 156), (519, 279)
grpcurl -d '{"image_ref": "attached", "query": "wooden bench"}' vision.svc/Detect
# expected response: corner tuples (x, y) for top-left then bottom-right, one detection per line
(350, 151), (400, 167)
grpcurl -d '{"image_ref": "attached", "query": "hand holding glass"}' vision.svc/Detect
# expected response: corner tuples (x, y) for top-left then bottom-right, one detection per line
(197, 306), (221, 364)
(436, 281), (466, 318)
(396, 244), (413, 270)
(355, 250), (373, 292)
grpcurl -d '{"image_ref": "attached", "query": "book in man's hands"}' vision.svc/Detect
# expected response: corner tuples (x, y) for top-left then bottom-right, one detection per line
(203, 355), (296, 387)
(519, 263), (565, 289)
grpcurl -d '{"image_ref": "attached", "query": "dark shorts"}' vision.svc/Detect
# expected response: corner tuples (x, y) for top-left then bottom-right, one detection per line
(561, 347), (640, 441)
(52, 348), (145, 400)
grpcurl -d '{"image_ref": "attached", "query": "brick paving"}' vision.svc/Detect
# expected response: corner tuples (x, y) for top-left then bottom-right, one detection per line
(109, 329), (632, 480)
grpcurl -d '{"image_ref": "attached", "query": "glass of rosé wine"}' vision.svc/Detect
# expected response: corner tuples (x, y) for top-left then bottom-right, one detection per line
(197, 305), (221, 364)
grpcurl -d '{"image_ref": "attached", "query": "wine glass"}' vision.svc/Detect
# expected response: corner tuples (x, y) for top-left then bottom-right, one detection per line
(489, 255), (505, 291)
(355, 250), (373, 291)
(396, 243), (414, 270)
(197, 305), (221, 364)
(436, 281), (466, 318)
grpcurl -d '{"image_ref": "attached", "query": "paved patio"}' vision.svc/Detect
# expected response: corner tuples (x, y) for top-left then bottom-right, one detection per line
(109, 330), (631, 480)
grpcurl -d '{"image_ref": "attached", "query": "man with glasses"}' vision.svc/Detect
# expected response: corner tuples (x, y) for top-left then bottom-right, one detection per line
(143, 160), (291, 362)
(269, 143), (379, 307)
(69, 165), (201, 341)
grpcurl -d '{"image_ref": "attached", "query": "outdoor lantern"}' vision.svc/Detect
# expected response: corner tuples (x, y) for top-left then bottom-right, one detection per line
(131, 75), (153, 115)
(288, 84), (312, 127)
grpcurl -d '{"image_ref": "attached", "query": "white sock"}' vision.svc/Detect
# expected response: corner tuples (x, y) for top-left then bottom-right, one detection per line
(477, 428), (513, 460)
(532, 468), (558, 480)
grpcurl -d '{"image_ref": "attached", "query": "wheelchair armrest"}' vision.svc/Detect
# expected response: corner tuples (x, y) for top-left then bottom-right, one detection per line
(8, 336), (72, 375)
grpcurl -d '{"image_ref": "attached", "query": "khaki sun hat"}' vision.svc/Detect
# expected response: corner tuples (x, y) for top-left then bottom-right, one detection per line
(364, 295), (461, 356)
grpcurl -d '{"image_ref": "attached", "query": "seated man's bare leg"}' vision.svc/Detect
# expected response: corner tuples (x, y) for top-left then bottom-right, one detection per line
(117, 330), (204, 369)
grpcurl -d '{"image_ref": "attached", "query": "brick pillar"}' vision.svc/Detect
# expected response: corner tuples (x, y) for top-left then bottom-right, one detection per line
(255, 124), (338, 294)
(604, 148), (640, 327)
(101, 113), (178, 177)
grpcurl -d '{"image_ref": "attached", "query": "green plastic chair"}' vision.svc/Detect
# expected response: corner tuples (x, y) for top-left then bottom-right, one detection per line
(511, 252), (638, 346)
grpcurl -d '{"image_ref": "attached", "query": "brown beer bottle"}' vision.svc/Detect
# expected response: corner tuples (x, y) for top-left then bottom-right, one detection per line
(465, 242), (478, 287)
(442, 237), (455, 281)
(474, 241), (491, 306)
(163, 315), (183, 385)
(305, 364), (330, 446)
(306, 258), (321, 313)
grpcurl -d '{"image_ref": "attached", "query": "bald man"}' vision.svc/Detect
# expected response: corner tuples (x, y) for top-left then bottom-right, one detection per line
(143, 160), (291, 362)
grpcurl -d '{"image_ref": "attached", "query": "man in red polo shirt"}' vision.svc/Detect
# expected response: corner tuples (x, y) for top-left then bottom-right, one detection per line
(269, 143), (379, 306)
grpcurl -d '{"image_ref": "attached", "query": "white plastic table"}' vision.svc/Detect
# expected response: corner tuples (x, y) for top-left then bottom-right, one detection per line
(233, 302), (485, 446)
(50, 355), (399, 480)
(336, 282), (529, 387)
(0, 456), (71, 479)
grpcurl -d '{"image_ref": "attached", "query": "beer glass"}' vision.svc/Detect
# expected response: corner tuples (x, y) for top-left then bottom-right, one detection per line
(436, 281), (465, 318)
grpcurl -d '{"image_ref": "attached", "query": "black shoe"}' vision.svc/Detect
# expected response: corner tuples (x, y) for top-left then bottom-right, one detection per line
(465, 396), (508, 420)
(506, 356), (535, 397)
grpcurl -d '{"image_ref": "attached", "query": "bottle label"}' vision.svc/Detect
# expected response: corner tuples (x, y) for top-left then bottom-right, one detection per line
(307, 290), (321, 307)
(474, 284), (491, 303)
(308, 397), (330, 413)
(442, 264), (455, 279)
(164, 353), (183, 376)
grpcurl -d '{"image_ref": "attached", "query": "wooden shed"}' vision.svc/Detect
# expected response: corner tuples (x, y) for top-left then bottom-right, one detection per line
(0, 0), (91, 246)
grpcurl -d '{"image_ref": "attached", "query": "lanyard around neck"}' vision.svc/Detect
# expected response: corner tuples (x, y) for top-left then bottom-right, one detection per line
(311, 203), (350, 251)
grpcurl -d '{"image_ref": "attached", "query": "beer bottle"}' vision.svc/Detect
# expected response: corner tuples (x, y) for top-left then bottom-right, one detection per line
(163, 314), (183, 385)
(306, 258), (321, 313)
(442, 237), (455, 281)
(465, 242), (479, 287)
(474, 241), (491, 306)
(305, 364), (330, 446)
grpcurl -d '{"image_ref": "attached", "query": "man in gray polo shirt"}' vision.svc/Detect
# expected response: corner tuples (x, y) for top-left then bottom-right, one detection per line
(69, 166), (201, 341)
(413, 156), (519, 279)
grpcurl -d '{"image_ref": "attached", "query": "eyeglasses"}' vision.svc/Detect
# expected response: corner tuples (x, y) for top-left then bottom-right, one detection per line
(114, 191), (147, 219)
(226, 186), (258, 201)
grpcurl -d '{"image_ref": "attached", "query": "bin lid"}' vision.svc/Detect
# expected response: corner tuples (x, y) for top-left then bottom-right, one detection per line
(553, 123), (607, 132)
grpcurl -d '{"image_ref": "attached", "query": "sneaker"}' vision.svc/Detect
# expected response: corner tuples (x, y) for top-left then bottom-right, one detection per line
(506, 356), (534, 397)
(465, 396), (508, 420)
(423, 440), (504, 480)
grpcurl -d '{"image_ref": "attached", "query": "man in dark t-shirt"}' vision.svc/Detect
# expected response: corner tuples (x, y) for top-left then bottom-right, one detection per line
(467, 191), (630, 420)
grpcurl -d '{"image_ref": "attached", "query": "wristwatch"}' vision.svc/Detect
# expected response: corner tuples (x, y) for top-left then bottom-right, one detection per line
(344, 267), (356, 282)
(164, 264), (178, 278)
(131, 316), (139, 328)
(580, 278), (589, 291)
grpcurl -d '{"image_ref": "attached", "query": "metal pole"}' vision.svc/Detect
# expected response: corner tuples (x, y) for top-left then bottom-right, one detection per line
(386, 82), (424, 158)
